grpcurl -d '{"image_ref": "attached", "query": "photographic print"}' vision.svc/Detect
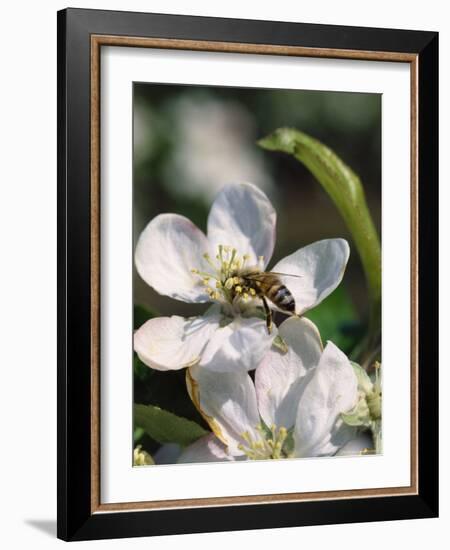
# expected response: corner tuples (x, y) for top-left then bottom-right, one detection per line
(132, 84), (382, 467)
(58, 9), (438, 540)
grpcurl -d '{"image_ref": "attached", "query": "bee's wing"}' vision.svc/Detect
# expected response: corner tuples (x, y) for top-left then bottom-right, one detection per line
(244, 272), (279, 283)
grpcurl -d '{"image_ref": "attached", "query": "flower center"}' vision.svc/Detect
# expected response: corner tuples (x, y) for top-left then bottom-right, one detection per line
(191, 245), (264, 303)
(237, 424), (292, 460)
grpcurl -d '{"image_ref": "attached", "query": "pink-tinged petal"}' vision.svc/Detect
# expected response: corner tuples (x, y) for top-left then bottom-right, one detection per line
(255, 317), (322, 429)
(134, 308), (220, 371)
(294, 341), (358, 457)
(271, 239), (350, 314)
(187, 367), (259, 455)
(200, 316), (275, 373)
(207, 182), (276, 268)
(135, 213), (212, 303)
(177, 434), (236, 463)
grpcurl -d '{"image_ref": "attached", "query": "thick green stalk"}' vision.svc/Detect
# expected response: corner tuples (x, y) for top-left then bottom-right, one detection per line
(259, 128), (381, 355)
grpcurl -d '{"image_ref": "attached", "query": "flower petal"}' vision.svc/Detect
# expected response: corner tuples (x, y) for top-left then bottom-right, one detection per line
(207, 182), (276, 268)
(255, 317), (322, 429)
(177, 434), (236, 463)
(271, 239), (350, 314)
(135, 213), (212, 303)
(336, 432), (374, 456)
(134, 308), (221, 371)
(294, 341), (358, 457)
(200, 316), (275, 373)
(153, 443), (182, 464)
(188, 367), (260, 455)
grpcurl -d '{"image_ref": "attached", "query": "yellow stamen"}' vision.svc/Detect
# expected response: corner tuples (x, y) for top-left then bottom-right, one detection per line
(224, 278), (234, 290)
(228, 248), (237, 267)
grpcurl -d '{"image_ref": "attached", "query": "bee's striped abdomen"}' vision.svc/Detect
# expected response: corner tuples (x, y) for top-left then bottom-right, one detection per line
(268, 285), (295, 313)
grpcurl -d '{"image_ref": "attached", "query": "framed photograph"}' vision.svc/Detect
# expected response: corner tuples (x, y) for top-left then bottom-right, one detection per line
(57, 8), (438, 541)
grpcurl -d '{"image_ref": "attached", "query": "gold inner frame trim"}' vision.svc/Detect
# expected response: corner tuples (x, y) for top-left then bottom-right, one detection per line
(90, 34), (419, 514)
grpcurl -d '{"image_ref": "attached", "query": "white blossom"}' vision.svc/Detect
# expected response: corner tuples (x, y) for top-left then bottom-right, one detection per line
(134, 182), (349, 373)
(179, 317), (360, 461)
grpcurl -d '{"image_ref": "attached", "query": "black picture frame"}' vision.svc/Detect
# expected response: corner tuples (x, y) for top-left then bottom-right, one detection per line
(57, 7), (438, 541)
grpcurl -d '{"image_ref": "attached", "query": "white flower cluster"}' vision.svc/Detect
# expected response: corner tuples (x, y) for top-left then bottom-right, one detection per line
(134, 182), (377, 462)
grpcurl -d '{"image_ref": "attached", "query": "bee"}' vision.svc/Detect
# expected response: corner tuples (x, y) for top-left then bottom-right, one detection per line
(227, 268), (300, 334)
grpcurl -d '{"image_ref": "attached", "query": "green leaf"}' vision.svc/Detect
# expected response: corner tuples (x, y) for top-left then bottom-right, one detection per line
(134, 367), (208, 428)
(259, 128), (381, 357)
(304, 286), (361, 353)
(134, 403), (208, 447)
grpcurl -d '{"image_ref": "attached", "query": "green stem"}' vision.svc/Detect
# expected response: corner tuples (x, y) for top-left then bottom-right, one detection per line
(259, 128), (381, 356)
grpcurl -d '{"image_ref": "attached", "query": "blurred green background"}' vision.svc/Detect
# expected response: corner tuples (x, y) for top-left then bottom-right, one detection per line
(132, 83), (381, 460)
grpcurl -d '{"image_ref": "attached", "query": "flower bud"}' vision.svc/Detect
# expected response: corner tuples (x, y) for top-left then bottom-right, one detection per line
(133, 445), (154, 466)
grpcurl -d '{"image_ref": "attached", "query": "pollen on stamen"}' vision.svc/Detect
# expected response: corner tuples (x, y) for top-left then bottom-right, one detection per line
(279, 427), (288, 438)
(224, 278), (234, 290)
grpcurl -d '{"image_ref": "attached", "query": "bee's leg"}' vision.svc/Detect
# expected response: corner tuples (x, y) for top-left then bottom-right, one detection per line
(261, 297), (273, 334)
